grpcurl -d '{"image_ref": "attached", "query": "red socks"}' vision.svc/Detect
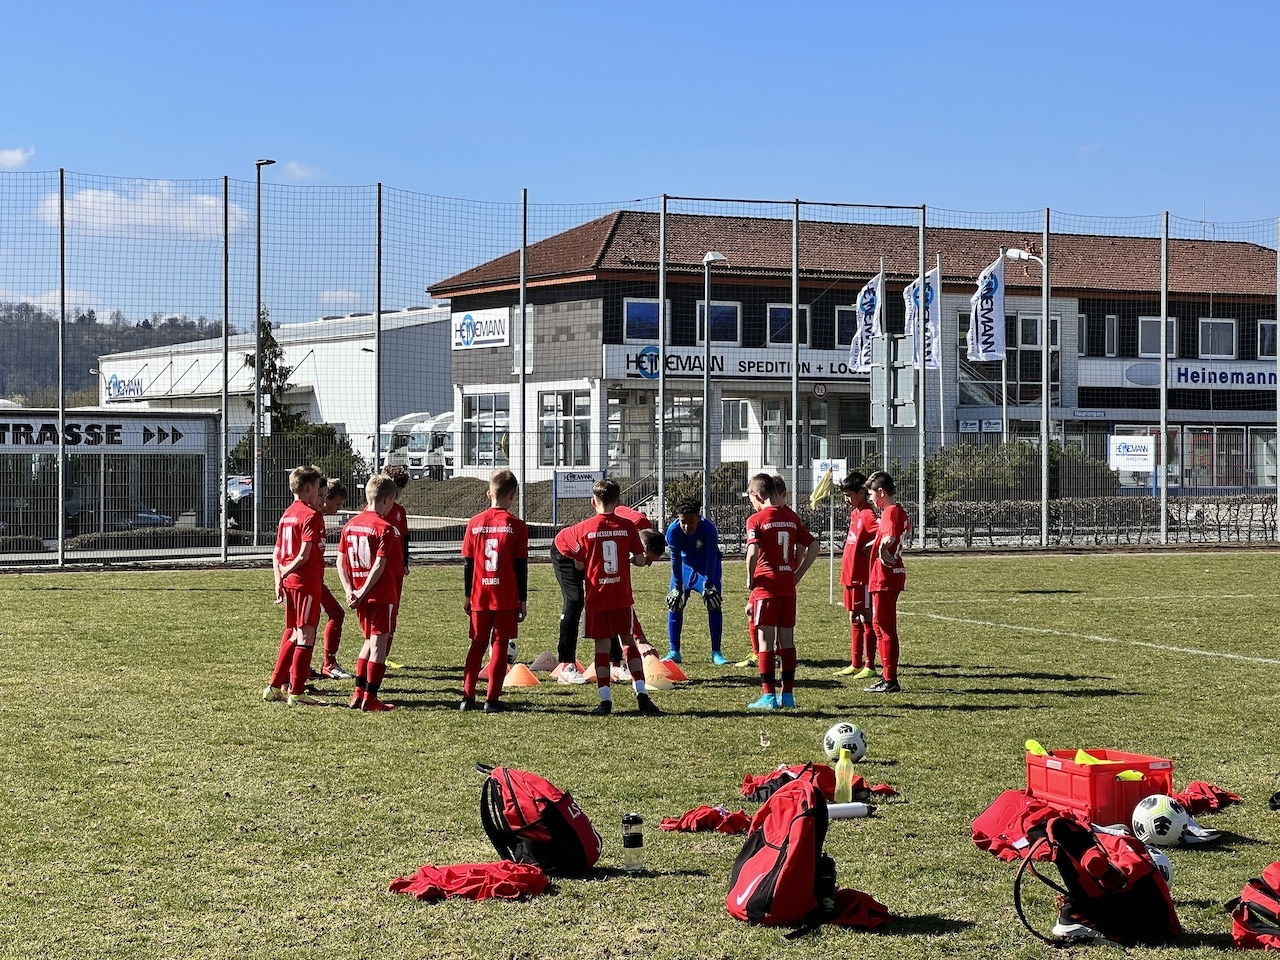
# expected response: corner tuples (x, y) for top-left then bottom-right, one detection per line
(486, 638), (507, 700)
(366, 661), (387, 701)
(462, 640), (486, 699)
(594, 650), (611, 688)
(779, 646), (796, 693)
(270, 630), (294, 689)
(289, 643), (314, 696)
(758, 650), (776, 694)
(322, 617), (342, 666)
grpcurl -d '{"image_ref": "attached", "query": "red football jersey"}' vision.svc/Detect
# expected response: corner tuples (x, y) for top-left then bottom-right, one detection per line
(568, 512), (644, 612)
(553, 518), (586, 556)
(841, 503), (879, 587)
(387, 501), (410, 578)
(746, 505), (815, 599)
(613, 504), (652, 532)
(869, 502), (909, 593)
(462, 506), (529, 611)
(276, 500), (326, 593)
(339, 509), (404, 604)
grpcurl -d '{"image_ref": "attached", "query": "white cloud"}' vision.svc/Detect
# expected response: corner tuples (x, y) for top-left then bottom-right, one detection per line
(319, 290), (362, 306)
(0, 286), (103, 315)
(37, 180), (250, 239)
(0, 147), (35, 169)
(282, 161), (322, 181)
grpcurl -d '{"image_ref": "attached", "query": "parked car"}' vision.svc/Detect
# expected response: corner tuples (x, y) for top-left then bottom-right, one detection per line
(226, 476), (254, 501)
(111, 506), (175, 531)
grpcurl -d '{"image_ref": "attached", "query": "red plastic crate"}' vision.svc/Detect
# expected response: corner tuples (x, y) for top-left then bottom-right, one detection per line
(1026, 749), (1174, 825)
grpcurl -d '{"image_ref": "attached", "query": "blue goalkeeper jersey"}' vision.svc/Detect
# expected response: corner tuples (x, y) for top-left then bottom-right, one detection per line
(665, 517), (722, 593)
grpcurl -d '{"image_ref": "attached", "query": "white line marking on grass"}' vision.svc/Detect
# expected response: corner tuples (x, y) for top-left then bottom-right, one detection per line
(902, 594), (1257, 606)
(910, 611), (1280, 666)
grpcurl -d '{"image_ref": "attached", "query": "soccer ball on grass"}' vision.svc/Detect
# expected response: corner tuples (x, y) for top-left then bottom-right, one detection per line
(1131, 794), (1189, 847)
(822, 722), (868, 762)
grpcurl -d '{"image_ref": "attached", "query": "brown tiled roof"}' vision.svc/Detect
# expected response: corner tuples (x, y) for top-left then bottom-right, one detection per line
(428, 210), (1277, 298)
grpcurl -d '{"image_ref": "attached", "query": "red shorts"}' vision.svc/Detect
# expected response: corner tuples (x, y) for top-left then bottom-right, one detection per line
(283, 586), (321, 630)
(470, 609), (519, 645)
(584, 607), (633, 641)
(842, 583), (870, 614)
(750, 595), (796, 629)
(357, 599), (398, 639)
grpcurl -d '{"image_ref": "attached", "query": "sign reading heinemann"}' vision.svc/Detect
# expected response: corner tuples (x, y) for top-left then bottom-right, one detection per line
(451, 308), (510, 351)
(605, 344), (869, 381)
(0, 418), (206, 454)
(1171, 362), (1278, 389)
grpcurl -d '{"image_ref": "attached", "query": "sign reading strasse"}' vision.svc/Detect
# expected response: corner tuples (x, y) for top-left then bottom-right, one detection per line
(0, 419), (206, 454)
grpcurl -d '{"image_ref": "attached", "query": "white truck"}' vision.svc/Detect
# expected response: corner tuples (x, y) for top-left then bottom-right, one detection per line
(379, 411), (455, 480)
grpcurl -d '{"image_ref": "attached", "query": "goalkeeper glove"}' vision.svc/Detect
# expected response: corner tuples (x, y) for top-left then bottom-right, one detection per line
(702, 585), (722, 611)
(666, 588), (686, 612)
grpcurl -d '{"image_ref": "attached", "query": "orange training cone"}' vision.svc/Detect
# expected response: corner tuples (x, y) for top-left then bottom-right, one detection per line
(503, 663), (541, 688)
(661, 659), (688, 682)
(643, 657), (676, 690)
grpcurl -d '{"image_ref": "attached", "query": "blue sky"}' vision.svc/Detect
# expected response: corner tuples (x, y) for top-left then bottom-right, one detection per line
(3, 0), (1278, 221)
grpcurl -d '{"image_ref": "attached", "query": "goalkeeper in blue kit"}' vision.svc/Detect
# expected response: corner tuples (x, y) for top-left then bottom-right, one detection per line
(663, 496), (728, 665)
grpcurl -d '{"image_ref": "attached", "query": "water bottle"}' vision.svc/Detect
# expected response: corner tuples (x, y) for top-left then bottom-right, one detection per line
(828, 801), (875, 819)
(834, 747), (856, 804)
(622, 812), (644, 873)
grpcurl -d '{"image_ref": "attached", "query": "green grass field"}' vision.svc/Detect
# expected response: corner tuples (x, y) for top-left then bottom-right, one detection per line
(2, 551), (1278, 959)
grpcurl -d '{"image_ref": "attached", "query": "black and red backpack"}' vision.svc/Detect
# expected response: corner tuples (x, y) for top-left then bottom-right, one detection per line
(478, 764), (602, 877)
(726, 777), (837, 926)
(1227, 863), (1280, 950)
(1014, 816), (1180, 946)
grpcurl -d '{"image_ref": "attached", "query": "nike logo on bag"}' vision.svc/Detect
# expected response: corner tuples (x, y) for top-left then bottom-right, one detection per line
(734, 872), (767, 907)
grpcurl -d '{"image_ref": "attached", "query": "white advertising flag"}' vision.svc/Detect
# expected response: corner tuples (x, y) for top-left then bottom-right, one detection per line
(967, 256), (1006, 362)
(848, 271), (883, 373)
(903, 267), (941, 370)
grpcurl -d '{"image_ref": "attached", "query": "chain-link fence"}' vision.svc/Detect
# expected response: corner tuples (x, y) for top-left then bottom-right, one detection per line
(0, 171), (1275, 564)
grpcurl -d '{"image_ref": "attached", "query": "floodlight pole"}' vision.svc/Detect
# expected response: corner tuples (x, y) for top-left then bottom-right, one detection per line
(253, 158), (275, 549)
(702, 251), (727, 517)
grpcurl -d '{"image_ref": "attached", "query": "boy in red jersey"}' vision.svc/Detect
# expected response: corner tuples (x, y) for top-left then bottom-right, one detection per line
(264, 465), (328, 707)
(459, 468), (528, 713)
(836, 471), (879, 681)
(567, 478), (659, 716)
(315, 480), (354, 681)
(865, 471), (908, 694)
(337, 474), (405, 712)
(745, 473), (819, 711)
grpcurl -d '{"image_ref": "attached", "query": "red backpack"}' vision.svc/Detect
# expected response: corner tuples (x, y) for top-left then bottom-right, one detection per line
(1015, 816), (1180, 947)
(971, 789), (1058, 862)
(1227, 863), (1280, 950)
(726, 778), (836, 927)
(478, 765), (602, 877)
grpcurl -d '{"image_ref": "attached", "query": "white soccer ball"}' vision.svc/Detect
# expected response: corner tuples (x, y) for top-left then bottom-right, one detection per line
(507, 639), (518, 664)
(1131, 794), (1189, 847)
(822, 722), (868, 762)
(1145, 845), (1173, 886)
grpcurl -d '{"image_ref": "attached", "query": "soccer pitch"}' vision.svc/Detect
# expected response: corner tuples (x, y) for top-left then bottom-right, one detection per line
(1, 551), (1276, 959)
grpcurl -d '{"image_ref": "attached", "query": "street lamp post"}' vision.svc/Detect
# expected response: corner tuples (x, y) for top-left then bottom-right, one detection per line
(253, 158), (275, 548)
(701, 251), (727, 518)
(1006, 243), (1050, 547)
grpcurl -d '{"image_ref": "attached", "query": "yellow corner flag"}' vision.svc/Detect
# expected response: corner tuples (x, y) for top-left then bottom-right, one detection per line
(809, 467), (835, 509)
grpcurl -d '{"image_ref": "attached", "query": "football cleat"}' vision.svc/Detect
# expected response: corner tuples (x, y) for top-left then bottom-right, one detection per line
(660, 650), (682, 664)
(636, 693), (662, 715)
(711, 651), (730, 666)
(286, 692), (326, 707)
(779, 692), (796, 709)
(483, 700), (507, 714)
(555, 664), (590, 685)
(362, 697), (395, 712)
(748, 693), (779, 711)
(591, 700), (613, 716)
(263, 685), (287, 703)
(322, 661), (354, 680)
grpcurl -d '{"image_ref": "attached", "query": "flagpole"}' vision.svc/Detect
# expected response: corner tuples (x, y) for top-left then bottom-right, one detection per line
(828, 485), (836, 604)
(999, 247), (1008, 442)
(936, 252), (945, 450)
(918, 205), (926, 552)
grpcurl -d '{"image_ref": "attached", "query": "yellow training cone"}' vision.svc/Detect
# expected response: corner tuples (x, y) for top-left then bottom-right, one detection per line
(1074, 749), (1120, 765)
(1115, 770), (1145, 781)
(503, 663), (541, 688)
(1025, 739), (1049, 757)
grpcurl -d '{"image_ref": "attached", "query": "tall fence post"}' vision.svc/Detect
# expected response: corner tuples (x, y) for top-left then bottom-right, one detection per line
(1040, 207), (1050, 548)
(657, 196), (667, 525)
(518, 188), (528, 519)
(221, 175), (230, 563)
(791, 200), (800, 500)
(1159, 211), (1169, 545)
(57, 169), (66, 567)
(918, 205), (927, 550)
(374, 183), (383, 479)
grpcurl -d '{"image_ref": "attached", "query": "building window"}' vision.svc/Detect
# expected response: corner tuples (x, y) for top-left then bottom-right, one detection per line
(539, 389), (592, 467)
(463, 392), (510, 467)
(1018, 313), (1059, 348)
(1138, 317), (1177, 358)
(695, 301), (742, 345)
(1077, 313), (1087, 357)
(1105, 315), (1118, 357)
(1258, 320), (1276, 359)
(835, 306), (858, 346)
(766, 304), (809, 346)
(1199, 318), (1236, 360)
(623, 298), (670, 344)
(722, 398), (749, 440)
(808, 399), (828, 460)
